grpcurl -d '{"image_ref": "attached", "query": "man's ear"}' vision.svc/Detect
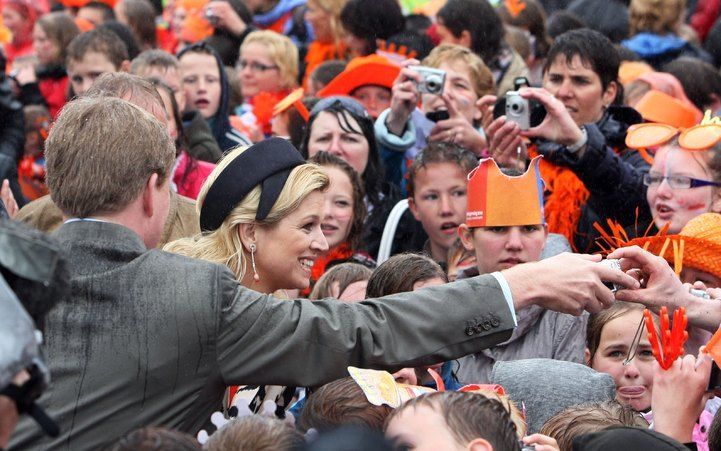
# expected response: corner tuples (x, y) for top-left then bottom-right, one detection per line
(467, 437), (493, 451)
(141, 173), (159, 217)
(237, 223), (257, 251)
(602, 80), (619, 108)
(459, 30), (473, 49)
(119, 60), (131, 73)
(408, 196), (421, 221)
(458, 224), (476, 252)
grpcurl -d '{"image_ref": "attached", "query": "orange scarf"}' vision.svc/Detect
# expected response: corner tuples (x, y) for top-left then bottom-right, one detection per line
(301, 242), (354, 297)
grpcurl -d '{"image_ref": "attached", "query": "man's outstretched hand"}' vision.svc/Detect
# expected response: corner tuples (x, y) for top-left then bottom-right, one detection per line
(502, 252), (640, 315)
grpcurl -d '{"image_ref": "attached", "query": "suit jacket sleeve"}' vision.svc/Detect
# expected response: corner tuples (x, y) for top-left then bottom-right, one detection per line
(215, 269), (515, 387)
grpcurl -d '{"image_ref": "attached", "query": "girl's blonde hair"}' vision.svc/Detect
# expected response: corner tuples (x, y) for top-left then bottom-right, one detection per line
(164, 145), (329, 280)
(240, 30), (299, 91)
(629, 0), (685, 35)
(308, 0), (348, 45)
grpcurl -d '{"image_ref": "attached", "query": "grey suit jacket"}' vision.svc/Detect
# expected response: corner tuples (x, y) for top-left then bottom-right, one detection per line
(11, 221), (515, 450)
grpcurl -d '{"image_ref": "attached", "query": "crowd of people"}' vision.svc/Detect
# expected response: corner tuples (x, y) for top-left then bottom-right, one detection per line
(4, 0), (721, 449)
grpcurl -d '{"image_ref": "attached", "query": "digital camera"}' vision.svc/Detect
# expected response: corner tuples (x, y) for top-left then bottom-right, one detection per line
(204, 9), (218, 25)
(492, 77), (547, 130)
(410, 66), (446, 95)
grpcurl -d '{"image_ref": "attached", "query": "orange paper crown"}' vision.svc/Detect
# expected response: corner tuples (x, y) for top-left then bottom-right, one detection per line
(465, 157), (546, 228)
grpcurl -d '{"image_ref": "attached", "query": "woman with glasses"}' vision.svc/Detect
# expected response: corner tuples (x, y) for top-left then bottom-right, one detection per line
(643, 137), (721, 235)
(234, 30), (299, 140)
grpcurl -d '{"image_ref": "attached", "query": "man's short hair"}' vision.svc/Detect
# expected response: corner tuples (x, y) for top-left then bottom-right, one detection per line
(386, 391), (519, 450)
(437, 0), (505, 64)
(204, 416), (303, 451)
(84, 72), (164, 113)
(105, 427), (200, 451)
(130, 49), (180, 76)
(79, 1), (116, 22)
(543, 28), (620, 91)
(407, 142), (477, 198)
(540, 401), (649, 451)
(66, 28), (129, 69)
(422, 44), (495, 99)
(300, 377), (393, 432)
(45, 96), (175, 218)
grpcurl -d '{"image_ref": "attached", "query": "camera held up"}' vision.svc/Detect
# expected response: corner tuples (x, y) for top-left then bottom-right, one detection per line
(493, 77), (547, 131)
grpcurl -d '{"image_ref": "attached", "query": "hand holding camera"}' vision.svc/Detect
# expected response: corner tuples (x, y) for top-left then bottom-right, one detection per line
(426, 91), (487, 156)
(386, 60), (423, 136)
(204, 1), (247, 35)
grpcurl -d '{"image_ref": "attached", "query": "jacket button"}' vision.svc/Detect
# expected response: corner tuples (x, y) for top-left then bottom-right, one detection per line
(490, 317), (500, 327)
(465, 326), (475, 336)
(481, 321), (492, 331)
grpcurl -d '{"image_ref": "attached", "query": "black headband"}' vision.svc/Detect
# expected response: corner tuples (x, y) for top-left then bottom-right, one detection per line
(199, 138), (305, 231)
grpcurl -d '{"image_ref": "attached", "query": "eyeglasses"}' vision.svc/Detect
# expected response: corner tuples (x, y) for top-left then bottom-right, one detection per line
(626, 121), (721, 151)
(238, 60), (279, 72)
(642, 172), (721, 189)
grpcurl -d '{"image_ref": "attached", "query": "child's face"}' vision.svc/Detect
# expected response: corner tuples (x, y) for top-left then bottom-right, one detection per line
(386, 404), (467, 451)
(352, 85), (391, 119)
(409, 162), (468, 261)
(421, 60), (481, 125)
(33, 24), (60, 66)
(460, 224), (547, 274)
(321, 165), (355, 250)
(588, 309), (655, 412)
(180, 52), (221, 119)
(67, 52), (120, 96)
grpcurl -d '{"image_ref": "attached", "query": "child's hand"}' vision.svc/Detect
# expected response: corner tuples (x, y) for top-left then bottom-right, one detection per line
(652, 351), (711, 444)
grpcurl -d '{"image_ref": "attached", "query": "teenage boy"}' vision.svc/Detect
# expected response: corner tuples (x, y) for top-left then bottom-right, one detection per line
(66, 28), (130, 97)
(406, 142), (477, 264)
(456, 157), (586, 383)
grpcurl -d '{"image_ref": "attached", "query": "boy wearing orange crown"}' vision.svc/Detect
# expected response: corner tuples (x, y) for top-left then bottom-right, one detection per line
(455, 156), (586, 383)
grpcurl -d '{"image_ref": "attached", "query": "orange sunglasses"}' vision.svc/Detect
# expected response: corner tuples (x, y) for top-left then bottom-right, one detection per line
(625, 111), (721, 151)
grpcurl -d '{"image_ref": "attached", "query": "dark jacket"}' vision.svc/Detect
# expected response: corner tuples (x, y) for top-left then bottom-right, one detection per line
(10, 220), (515, 450)
(536, 106), (649, 252)
(182, 110), (223, 163)
(0, 74), (26, 207)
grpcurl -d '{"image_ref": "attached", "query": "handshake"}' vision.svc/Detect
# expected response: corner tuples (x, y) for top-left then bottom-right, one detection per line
(501, 246), (700, 319)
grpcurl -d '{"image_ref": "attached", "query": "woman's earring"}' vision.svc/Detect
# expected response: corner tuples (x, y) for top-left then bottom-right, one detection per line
(250, 244), (260, 282)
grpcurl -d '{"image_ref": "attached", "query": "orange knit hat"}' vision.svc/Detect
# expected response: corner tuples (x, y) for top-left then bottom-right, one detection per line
(597, 213), (721, 279)
(317, 54), (400, 98)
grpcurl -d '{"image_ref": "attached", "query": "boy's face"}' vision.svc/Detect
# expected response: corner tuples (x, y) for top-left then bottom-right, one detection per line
(68, 52), (120, 97)
(459, 224), (547, 274)
(408, 162), (468, 261)
(386, 404), (467, 451)
(421, 60), (481, 125)
(180, 52), (221, 119)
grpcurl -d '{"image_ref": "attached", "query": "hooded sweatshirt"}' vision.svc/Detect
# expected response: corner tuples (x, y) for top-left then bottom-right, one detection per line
(177, 44), (252, 152)
(491, 359), (617, 433)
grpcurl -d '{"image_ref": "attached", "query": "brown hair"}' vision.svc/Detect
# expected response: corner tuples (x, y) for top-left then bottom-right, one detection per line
(204, 416), (304, 451)
(66, 28), (129, 68)
(586, 301), (645, 363)
(385, 391), (519, 450)
(540, 401), (649, 451)
(406, 142), (477, 199)
(104, 427), (200, 450)
(422, 44), (495, 98)
(36, 12), (81, 64)
(498, 0), (551, 58)
(310, 262), (372, 300)
(629, 0), (685, 35)
(46, 96), (174, 217)
(365, 253), (447, 298)
(309, 151), (366, 250)
(119, 0), (157, 49)
(84, 72), (165, 111)
(300, 376), (393, 432)
(130, 49), (179, 75)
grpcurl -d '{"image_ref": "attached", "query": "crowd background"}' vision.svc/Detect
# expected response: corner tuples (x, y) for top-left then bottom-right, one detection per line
(5, 0), (721, 449)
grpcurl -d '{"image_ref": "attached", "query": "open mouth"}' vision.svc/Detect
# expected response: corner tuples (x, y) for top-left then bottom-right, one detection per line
(440, 222), (458, 235)
(655, 204), (674, 219)
(321, 223), (338, 234)
(195, 98), (209, 108)
(299, 257), (315, 271)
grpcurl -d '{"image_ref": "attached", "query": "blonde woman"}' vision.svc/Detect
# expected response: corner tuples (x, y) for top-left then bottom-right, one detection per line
(165, 137), (328, 416)
(303, 0), (349, 87)
(234, 30), (299, 139)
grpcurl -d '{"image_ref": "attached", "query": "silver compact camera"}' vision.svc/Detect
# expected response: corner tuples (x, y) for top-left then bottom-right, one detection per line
(599, 258), (622, 292)
(204, 8), (218, 25)
(410, 66), (446, 95)
(505, 90), (531, 130)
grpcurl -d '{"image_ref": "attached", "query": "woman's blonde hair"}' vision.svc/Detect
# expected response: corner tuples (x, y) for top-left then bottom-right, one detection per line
(422, 44), (495, 98)
(629, 0), (685, 35)
(241, 30), (299, 91)
(308, 0), (348, 45)
(164, 145), (329, 280)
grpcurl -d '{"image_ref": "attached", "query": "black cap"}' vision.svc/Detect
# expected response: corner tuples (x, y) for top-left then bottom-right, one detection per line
(199, 138), (305, 231)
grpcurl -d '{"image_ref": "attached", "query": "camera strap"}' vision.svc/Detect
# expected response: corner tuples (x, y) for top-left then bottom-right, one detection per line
(0, 377), (59, 438)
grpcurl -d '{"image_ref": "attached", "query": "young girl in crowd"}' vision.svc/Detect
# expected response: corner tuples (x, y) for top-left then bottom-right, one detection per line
(150, 79), (215, 200)
(15, 12), (79, 118)
(177, 43), (252, 152)
(309, 262), (372, 301)
(365, 252), (461, 390)
(303, 0), (348, 88)
(305, 151), (368, 295)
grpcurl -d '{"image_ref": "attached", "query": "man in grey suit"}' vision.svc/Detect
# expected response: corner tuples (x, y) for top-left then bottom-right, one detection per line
(10, 96), (637, 450)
